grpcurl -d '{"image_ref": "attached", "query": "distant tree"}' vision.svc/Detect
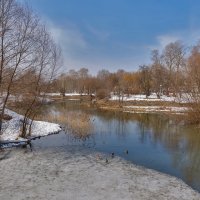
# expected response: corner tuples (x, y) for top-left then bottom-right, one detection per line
(78, 68), (89, 94)
(97, 69), (110, 81)
(185, 43), (200, 123)
(162, 41), (186, 95)
(187, 43), (200, 94)
(66, 69), (79, 93)
(78, 68), (89, 79)
(151, 49), (167, 97)
(84, 77), (99, 95)
(114, 70), (125, 103)
(139, 65), (152, 97)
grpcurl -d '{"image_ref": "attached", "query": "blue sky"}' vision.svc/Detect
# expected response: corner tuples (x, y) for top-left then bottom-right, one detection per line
(27, 0), (200, 74)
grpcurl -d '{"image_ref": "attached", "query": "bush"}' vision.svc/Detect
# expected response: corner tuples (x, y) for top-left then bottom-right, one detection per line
(96, 89), (110, 100)
(187, 103), (200, 124)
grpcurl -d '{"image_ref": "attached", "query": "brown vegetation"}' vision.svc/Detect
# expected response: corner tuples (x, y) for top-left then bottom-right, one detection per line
(42, 111), (93, 139)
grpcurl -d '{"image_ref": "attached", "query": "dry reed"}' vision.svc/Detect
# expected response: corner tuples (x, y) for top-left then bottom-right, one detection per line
(44, 111), (93, 139)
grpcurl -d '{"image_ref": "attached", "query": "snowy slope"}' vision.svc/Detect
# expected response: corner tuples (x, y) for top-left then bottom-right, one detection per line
(0, 109), (61, 143)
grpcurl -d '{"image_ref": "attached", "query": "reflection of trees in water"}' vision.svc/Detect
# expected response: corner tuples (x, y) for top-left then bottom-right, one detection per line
(176, 128), (200, 187)
(80, 107), (131, 139)
(134, 114), (171, 144)
(134, 113), (200, 189)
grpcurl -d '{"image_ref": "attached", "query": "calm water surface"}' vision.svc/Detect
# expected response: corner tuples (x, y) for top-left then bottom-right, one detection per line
(42, 101), (200, 192)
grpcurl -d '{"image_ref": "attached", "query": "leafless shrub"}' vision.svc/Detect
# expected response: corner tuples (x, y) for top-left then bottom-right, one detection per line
(96, 89), (110, 100)
(43, 111), (93, 139)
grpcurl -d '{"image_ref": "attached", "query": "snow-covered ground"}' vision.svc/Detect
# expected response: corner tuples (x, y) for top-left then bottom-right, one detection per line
(110, 93), (191, 103)
(124, 106), (188, 114)
(46, 92), (86, 96)
(0, 109), (61, 143)
(46, 92), (193, 104)
(0, 143), (199, 200)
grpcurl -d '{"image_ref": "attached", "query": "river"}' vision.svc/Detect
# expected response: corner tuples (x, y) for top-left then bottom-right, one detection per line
(44, 101), (200, 192)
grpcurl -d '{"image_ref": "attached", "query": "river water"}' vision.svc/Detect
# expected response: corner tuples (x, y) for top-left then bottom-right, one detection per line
(43, 101), (200, 192)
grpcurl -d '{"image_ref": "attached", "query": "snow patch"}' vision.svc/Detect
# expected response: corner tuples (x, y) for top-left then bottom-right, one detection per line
(0, 146), (199, 200)
(110, 93), (192, 103)
(46, 92), (87, 96)
(0, 109), (61, 143)
(124, 106), (188, 114)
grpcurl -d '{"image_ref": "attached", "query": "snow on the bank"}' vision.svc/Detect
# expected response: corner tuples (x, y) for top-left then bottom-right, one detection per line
(46, 92), (86, 96)
(0, 109), (61, 142)
(110, 93), (192, 103)
(46, 92), (193, 104)
(0, 145), (199, 200)
(124, 106), (188, 114)
(46, 93), (62, 96)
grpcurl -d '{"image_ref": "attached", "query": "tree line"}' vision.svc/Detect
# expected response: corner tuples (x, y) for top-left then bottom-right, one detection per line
(52, 40), (200, 102)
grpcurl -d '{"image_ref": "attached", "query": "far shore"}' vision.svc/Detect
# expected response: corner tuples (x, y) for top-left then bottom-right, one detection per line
(46, 93), (190, 115)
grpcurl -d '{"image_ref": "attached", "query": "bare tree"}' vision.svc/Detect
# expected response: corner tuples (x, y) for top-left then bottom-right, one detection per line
(78, 67), (89, 94)
(151, 49), (167, 97)
(0, 0), (61, 136)
(162, 41), (185, 95)
(139, 65), (152, 97)
(20, 30), (61, 137)
(0, 0), (40, 132)
(185, 44), (200, 123)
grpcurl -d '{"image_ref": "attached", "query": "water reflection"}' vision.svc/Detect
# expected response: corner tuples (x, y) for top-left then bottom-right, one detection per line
(43, 101), (200, 192)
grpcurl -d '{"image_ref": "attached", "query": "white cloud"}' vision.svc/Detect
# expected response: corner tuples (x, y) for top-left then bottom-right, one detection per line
(86, 24), (110, 41)
(45, 20), (145, 73)
(47, 21), (88, 57)
(157, 35), (180, 49)
(153, 29), (200, 52)
(45, 21), (93, 72)
(44, 20), (200, 74)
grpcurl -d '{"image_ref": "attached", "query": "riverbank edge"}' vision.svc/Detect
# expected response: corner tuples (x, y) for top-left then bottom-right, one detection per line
(0, 109), (62, 147)
(47, 94), (190, 114)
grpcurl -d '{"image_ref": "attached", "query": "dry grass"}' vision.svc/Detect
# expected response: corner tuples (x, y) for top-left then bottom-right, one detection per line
(43, 111), (93, 139)
(186, 103), (200, 124)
